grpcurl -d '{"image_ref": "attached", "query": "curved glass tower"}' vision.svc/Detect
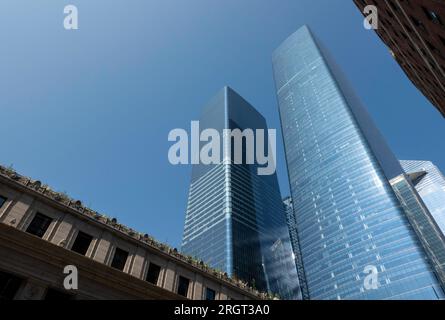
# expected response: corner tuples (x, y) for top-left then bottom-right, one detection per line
(272, 26), (444, 300)
(182, 86), (300, 299)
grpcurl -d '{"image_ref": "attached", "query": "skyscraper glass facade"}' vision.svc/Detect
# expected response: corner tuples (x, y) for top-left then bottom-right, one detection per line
(401, 160), (445, 237)
(390, 174), (445, 288)
(284, 197), (309, 299)
(272, 26), (444, 300)
(182, 86), (300, 299)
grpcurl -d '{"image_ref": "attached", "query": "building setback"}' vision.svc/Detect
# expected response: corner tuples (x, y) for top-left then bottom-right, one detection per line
(0, 165), (265, 300)
(400, 160), (445, 236)
(272, 25), (445, 299)
(182, 86), (300, 300)
(353, 0), (445, 117)
(389, 172), (445, 289)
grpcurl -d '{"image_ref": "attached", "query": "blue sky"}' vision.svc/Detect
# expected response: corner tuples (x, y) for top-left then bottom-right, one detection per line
(1, 0), (444, 248)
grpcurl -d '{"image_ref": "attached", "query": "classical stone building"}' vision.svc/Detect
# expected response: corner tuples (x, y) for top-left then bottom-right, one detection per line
(0, 165), (266, 300)
(353, 0), (445, 117)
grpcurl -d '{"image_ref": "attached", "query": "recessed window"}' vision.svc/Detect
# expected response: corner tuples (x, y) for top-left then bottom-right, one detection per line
(111, 247), (128, 271)
(0, 271), (23, 300)
(410, 15), (427, 31)
(388, 1), (398, 12)
(71, 231), (93, 256)
(0, 195), (7, 208)
(177, 276), (190, 297)
(44, 288), (74, 300)
(145, 263), (161, 285)
(26, 213), (52, 238)
(422, 7), (443, 25)
(205, 287), (216, 300)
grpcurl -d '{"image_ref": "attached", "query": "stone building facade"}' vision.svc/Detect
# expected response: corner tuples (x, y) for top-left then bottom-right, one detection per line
(0, 165), (265, 300)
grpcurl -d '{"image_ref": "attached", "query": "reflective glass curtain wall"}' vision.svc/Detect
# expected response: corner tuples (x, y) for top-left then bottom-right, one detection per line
(182, 87), (300, 299)
(390, 174), (445, 288)
(272, 26), (444, 300)
(284, 197), (310, 299)
(400, 160), (445, 237)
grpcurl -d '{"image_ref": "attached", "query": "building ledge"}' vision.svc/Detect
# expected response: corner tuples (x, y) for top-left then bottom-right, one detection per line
(0, 164), (273, 299)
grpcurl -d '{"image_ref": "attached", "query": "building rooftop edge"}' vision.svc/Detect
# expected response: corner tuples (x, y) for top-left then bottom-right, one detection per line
(0, 164), (275, 300)
(272, 24), (311, 58)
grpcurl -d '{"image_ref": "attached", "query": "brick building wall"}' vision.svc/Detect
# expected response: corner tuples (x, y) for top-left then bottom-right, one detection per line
(354, 0), (445, 117)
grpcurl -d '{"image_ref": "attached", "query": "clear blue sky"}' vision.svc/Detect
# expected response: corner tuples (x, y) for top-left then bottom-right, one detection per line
(1, 0), (443, 248)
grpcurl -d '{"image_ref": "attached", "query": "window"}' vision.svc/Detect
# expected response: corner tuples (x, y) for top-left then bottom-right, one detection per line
(0, 271), (22, 300)
(0, 195), (6, 208)
(145, 263), (161, 285)
(410, 15), (427, 31)
(177, 276), (190, 297)
(110, 247), (128, 271)
(44, 288), (74, 300)
(71, 231), (93, 256)
(205, 287), (216, 300)
(388, 1), (398, 12)
(26, 213), (52, 238)
(422, 7), (443, 25)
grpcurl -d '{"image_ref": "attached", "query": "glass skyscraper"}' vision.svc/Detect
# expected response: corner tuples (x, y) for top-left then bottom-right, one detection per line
(182, 86), (300, 299)
(400, 160), (445, 236)
(272, 25), (445, 300)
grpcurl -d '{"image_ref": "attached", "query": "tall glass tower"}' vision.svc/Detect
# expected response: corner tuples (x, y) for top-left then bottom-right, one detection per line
(272, 26), (445, 300)
(181, 86), (300, 299)
(401, 160), (445, 236)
